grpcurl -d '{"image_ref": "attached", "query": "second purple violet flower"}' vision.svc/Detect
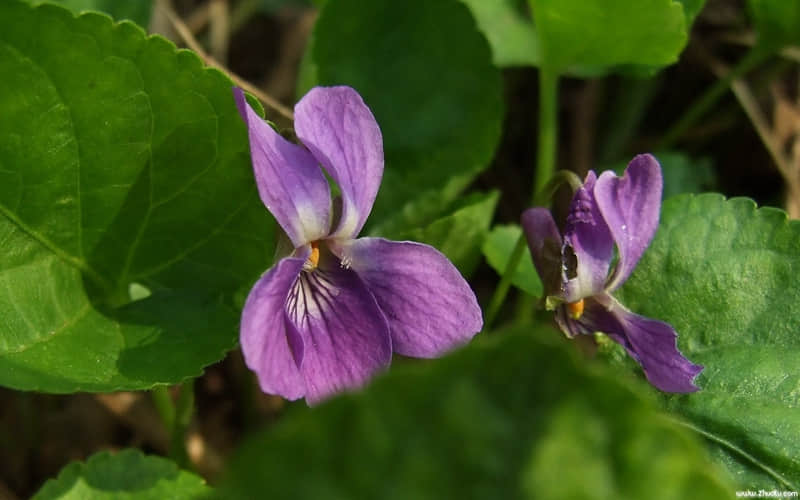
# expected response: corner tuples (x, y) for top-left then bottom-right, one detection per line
(521, 154), (703, 393)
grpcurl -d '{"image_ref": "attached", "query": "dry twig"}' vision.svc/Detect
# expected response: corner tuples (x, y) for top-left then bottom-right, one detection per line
(703, 52), (800, 216)
(208, 0), (230, 65)
(156, 0), (294, 121)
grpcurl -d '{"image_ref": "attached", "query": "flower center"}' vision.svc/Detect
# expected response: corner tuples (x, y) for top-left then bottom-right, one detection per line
(566, 299), (584, 319)
(303, 241), (321, 271)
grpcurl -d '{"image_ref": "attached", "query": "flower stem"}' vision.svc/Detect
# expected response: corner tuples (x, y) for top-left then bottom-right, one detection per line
(533, 66), (560, 201)
(484, 235), (527, 329)
(151, 382), (195, 469)
(658, 46), (770, 150)
(170, 381), (195, 469)
(151, 386), (175, 431)
(485, 67), (560, 331)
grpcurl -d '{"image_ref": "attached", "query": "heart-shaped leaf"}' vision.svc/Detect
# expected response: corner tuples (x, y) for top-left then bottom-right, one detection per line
(0, 1), (275, 392)
(530, 0), (689, 73)
(33, 449), (211, 499)
(617, 194), (800, 489)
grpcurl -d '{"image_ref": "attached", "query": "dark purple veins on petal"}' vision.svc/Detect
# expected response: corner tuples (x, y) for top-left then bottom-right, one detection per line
(283, 264), (392, 405)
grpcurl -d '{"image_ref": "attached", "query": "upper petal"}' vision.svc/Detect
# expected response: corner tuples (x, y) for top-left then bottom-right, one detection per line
(583, 294), (703, 393)
(233, 87), (331, 246)
(240, 256), (307, 400)
(339, 237), (482, 358)
(520, 207), (564, 298)
(594, 154), (663, 291)
(284, 263), (392, 405)
(562, 171), (614, 302)
(294, 86), (383, 239)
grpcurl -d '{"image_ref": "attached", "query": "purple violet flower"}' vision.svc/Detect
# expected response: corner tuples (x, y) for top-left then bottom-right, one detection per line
(521, 154), (703, 393)
(233, 86), (482, 404)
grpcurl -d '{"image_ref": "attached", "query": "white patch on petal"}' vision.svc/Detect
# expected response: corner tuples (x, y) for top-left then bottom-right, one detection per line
(332, 199), (360, 239)
(295, 202), (329, 243)
(285, 270), (341, 325)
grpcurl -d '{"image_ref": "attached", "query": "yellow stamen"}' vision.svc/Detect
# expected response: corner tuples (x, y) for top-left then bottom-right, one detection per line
(308, 242), (320, 269)
(566, 299), (584, 319)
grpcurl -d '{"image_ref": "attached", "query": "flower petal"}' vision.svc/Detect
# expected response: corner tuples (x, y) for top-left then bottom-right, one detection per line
(339, 238), (482, 358)
(284, 264), (391, 405)
(594, 154), (663, 291)
(584, 294), (703, 393)
(233, 87), (331, 246)
(240, 256), (307, 400)
(294, 86), (383, 239)
(521, 207), (563, 297)
(562, 172), (614, 302)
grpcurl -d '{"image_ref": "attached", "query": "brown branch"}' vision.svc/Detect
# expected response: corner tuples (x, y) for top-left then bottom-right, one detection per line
(790, 77), (800, 218)
(706, 56), (800, 215)
(186, 2), (210, 34)
(208, 0), (230, 65)
(717, 32), (800, 63)
(157, 0), (295, 121)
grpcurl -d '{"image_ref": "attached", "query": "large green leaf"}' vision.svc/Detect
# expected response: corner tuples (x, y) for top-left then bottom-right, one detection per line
(529, 0), (688, 72)
(0, 2), (275, 392)
(676, 0), (707, 24)
(461, 0), (706, 73)
(218, 329), (733, 500)
(748, 0), (800, 47)
(26, 0), (153, 26)
(308, 0), (504, 232)
(33, 449), (211, 499)
(617, 194), (800, 489)
(460, 0), (539, 67)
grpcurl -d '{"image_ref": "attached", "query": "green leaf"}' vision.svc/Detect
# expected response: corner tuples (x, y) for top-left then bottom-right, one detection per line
(461, 0), (706, 73)
(0, 2), (275, 392)
(617, 194), (800, 489)
(460, 0), (540, 67)
(530, 0), (688, 72)
(309, 0), (504, 229)
(400, 191), (499, 276)
(748, 0), (800, 47)
(482, 224), (543, 297)
(33, 449), (211, 499)
(218, 330), (733, 499)
(26, 0), (153, 26)
(676, 0), (707, 24)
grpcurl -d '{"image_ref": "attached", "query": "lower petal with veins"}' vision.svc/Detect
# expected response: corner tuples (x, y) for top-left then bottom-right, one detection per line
(285, 264), (391, 405)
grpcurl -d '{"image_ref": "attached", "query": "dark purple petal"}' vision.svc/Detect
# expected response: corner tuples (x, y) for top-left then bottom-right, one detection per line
(294, 86), (383, 239)
(594, 154), (663, 291)
(284, 263), (391, 405)
(240, 256), (307, 400)
(562, 172), (614, 302)
(233, 87), (331, 247)
(520, 207), (564, 297)
(583, 293), (703, 393)
(339, 238), (482, 357)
